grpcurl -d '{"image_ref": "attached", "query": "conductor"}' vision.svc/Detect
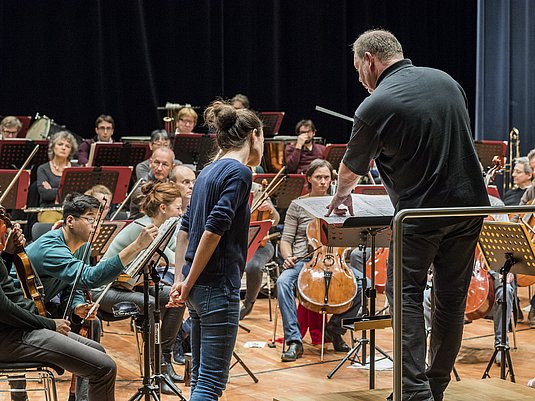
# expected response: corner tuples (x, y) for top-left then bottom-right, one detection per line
(327, 29), (489, 401)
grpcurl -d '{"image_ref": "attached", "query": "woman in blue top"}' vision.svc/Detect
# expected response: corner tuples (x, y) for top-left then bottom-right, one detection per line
(168, 100), (263, 401)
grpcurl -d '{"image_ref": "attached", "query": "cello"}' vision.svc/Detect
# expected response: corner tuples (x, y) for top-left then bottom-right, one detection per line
(297, 218), (357, 315)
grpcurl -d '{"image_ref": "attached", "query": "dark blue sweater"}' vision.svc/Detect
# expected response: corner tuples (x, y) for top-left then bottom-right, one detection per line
(180, 158), (252, 289)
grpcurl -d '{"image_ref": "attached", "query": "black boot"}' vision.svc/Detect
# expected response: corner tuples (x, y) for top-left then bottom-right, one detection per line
(326, 324), (350, 352)
(162, 354), (184, 383)
(160, 379), (183, 396)
(281, 341), (303, 362)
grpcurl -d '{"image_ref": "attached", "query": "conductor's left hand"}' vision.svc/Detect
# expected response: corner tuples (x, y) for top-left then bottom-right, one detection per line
(326, 193), (354, 217)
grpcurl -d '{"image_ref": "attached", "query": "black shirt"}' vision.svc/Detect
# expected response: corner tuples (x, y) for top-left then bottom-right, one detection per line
(343, 59), (489, 225)
(503, 187), (527, 206)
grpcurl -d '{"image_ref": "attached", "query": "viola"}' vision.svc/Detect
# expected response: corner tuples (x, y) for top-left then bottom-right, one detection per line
(365, 247), (388, 294)
(0, 207), (47, 317)
(297, 218), (357, 314)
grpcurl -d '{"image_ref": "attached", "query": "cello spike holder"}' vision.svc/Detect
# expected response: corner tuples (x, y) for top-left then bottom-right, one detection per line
(327, 227), (393, 388)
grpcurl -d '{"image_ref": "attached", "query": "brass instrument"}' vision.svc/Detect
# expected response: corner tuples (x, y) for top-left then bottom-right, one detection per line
(504, 127), (520, 191)
(163, 116), (174, 134)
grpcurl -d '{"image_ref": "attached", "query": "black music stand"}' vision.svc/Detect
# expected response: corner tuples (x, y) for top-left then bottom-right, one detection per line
(259, 112), (284, 137)
(57, 166), (132, 204)
(322, 144), (347, 171)
(0, 140), (49, 170)
(253, 174), (306, 209)
(87, 142), (151, 168)
(474, 140), (507, 171)
(479, 221), (535, 382)
(172, 133), (217, 171)
(0, 170), (30, 209)
(90, 220), (130, 261)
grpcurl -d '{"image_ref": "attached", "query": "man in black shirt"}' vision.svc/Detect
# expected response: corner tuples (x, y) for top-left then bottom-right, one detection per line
(0, 225), (117, 401)
(502, 157), (532, 205)
(327, 29), (489, 401)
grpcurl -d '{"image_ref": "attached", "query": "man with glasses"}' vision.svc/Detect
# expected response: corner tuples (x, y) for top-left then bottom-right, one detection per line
(0, 116), (22, 139)
(285, 119), (326, 174)
(78, 114), (115, 166)
(130, 146), (176, 219)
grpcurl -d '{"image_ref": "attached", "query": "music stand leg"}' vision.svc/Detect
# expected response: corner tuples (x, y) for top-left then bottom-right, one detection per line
(482, 254), (516, 382)
(229, 351), (259, 383)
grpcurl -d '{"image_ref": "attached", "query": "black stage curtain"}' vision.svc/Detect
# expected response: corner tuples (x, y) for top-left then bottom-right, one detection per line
(0, 1), (476, 144)
(475, 0), (535, 154)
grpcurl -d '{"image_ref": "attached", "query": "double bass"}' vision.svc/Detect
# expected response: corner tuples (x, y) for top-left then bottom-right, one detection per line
(297, 218), (357, 314)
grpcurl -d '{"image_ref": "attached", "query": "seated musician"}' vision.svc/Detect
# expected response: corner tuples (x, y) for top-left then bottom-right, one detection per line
(36, 130), (78, 223)
(502, 157), (532, 206)
(277, 159), (362, 361)
(240, 180), (280, 320)
(174, 106), (198, 136)
(135, 129), (182, 181)
(170, 165), (196, 211)
(2, 224), (117, 400)
(0, 116), (22, 139)
(284, 119), (326, 174)
(130, 146), (175, 219)
(230, 93), (250, 110)
(94, 181), (185, 393)
(78, 114), (115, 166)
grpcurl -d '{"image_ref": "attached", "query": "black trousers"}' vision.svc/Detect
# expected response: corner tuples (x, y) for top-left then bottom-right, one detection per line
(386, 217), (483, 400)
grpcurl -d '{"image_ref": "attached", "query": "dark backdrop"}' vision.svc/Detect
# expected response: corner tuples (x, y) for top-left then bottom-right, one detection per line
(0, 1), (477, 144)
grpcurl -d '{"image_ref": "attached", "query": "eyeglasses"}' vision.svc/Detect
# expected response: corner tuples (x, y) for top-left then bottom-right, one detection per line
(97, 126), (114, 131)
(151, 160), (172, 168)
(179, 119), (195, 126)
(77, 216), (97, 225)
(1, 128), (18, 136)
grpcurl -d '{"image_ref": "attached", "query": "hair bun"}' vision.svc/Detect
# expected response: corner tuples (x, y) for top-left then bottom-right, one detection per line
(215, 104), (237, 131)
(140, 181), (156, 196)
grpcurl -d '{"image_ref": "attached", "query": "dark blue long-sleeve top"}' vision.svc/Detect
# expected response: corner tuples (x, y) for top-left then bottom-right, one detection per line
(180, 158), (252, 289)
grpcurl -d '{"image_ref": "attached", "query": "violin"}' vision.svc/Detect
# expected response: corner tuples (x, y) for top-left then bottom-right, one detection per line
(297, 218), (357, 314)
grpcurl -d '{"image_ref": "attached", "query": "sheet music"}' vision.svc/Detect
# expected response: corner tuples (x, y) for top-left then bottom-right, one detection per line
(293, 194), (394, 225)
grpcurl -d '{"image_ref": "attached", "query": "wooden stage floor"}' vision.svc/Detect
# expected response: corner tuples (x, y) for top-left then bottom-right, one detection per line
(6, 287), (535, 400)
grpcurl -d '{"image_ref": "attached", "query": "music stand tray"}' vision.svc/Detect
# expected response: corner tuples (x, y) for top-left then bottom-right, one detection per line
(87, 142), (151, 167)
(0, 140), (49, 170)
(90, 220), (130, 261)
(58, 166), (132, 204)
(0, 169), (31, 209)
(253, 174), (306, 209)
(259, 112), (285, 137)
(172, 133), (217, 171)
(323, 144), (347, 171)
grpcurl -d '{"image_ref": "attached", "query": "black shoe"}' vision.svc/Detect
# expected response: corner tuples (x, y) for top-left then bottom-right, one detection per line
(240, 301), (254, 320)
(386, 389), (434, 401)
(162, 362), (184, 383)
(281, 342), (303, 362)
(326, 325), (350, 352)
(173, 353), (186, 365)
(160, 378), (183, 396)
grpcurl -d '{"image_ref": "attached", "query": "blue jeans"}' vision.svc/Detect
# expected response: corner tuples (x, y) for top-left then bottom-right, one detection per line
(277, 260), (306, 343)
(187, 284), (240, 401)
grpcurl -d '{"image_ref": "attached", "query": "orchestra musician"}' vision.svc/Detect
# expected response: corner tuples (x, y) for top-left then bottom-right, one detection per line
(284, 119), (325, 174)
(327, 29), (489, 401)
(0, 223), (117, 401)
(277, 159), (362, 362)
(0, 116), (22, 139)
(167, 100), (264, 401)
(135, 129), (178, 181)
(170, 165), (196, 211)
(36, 131), (78, 223)
(502, 157), (532, 206)
(230, 93), (250, 110)
(129, 146), (175, 219)
(77, 115), (115, 166)
(95, 181), (185, 394)
(174, 106), (198, 136)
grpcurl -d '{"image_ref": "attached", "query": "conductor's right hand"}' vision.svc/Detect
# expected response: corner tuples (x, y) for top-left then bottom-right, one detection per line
(136, 224), (159, 248)
(54, 319), (71, 336)
(282, 256), (297, 269)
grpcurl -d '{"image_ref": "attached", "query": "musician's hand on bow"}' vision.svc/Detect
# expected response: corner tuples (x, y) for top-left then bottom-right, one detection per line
(4, 223), (25, 254)
(257, 200), (273, 213)
(136, 224), (159, 248)
(54, 318), (71, 336)
(283, 256), (297, 269)
(74, 302), (99, 321)
(325, 193), (354, 217)
(166, 281), (190, 308)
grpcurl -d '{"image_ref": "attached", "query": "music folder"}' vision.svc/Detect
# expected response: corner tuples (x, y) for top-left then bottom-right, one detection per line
(247, 220), (272, 262)
(292, 194), (394, 248)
